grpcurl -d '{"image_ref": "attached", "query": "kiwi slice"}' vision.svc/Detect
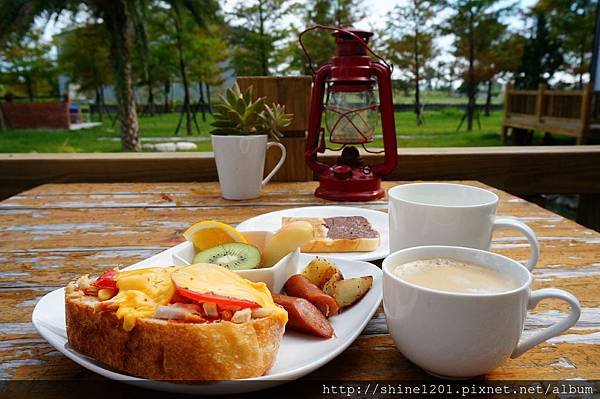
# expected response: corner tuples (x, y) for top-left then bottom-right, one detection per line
(192, 242), (260, 270)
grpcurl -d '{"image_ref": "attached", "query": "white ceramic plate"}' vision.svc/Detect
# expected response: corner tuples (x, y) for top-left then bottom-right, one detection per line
(236, 206), (389, 261)
(32, 252), (382, 395)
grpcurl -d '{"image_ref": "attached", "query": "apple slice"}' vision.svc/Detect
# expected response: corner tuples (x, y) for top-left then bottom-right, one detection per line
(262, 221), (314, 267)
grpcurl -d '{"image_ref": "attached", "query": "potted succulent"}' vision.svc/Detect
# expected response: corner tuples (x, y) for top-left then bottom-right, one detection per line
(210, 84), (292, 200)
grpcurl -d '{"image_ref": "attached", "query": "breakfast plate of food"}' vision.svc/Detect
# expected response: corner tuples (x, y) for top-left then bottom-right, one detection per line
(236, 206), (389, 261)
(32, 220), (382, 395)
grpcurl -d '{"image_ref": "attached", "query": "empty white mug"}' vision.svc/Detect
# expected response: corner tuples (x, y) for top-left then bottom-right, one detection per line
(383, 245), (581, 379)
(212, 134), (286, 200)
(388, 182), (539, 271)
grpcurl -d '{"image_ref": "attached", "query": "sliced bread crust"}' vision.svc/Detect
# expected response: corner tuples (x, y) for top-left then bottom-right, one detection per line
(65, 289), (285, 380)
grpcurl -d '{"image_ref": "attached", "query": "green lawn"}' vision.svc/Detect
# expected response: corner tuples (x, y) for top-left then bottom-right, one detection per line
(392, 91), (504, 105)
(0, 108), (574, 153)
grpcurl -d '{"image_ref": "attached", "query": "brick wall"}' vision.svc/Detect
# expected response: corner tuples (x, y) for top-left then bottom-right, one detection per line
(0, 102), (70, 129)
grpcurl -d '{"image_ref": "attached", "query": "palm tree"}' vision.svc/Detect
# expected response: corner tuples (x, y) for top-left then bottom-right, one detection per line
(0, 0), (217, 151)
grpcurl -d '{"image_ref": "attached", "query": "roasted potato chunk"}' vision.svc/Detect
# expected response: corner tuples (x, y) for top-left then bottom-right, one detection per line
(322, 272), (343, 297)
(301, 257), (343, 289)
(326, 276), (373, 308)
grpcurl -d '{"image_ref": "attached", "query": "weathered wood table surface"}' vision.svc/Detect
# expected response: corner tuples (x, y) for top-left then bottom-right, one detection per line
(1, 181), (599, 396)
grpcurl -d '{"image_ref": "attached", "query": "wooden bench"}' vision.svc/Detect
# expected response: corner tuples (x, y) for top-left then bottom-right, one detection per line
(502, 84), (593, 144)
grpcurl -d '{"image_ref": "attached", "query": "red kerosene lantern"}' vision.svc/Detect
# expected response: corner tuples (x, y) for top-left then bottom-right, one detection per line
(300, 25), (398, 201)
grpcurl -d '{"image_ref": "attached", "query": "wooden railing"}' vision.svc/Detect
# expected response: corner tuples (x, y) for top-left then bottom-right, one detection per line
(2, 147), (599, 230)
(0, 146), (597, 194)
(502, 84), (593, 144)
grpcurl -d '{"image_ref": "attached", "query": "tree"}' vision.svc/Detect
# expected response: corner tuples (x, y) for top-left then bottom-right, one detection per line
(443, 0), (512, 131)
(138, 5), (179, 115)
(166, 2), (223, 135)
(95, 1), (143, 151)
(228, 0), (299, 76)
(185, 24), (228, 121)
(537, 0), (595, 87)
(382, 0), (438, 125)
(0, 0), (218, 151)
(331, 0), (365, 26)
(0, 29), (56, 101)
(479, 33), (524, 115)
(514, 11), (563, 89)
(57, 23), (112, 121)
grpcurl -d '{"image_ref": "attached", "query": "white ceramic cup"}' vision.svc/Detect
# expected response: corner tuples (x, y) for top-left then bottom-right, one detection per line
(382, 245), (581, 379)
(211, 134), (286, 200)
(388, 182), (540, 271)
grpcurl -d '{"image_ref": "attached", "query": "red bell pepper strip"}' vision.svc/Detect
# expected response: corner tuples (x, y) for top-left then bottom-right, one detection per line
(175, 286), (260, 311)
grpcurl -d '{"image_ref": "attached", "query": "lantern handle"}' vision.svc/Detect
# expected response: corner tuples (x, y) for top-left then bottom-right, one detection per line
(299, 24), (393, 75)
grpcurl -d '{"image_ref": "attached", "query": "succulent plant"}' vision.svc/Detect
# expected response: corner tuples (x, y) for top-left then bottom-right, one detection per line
(210, 83), (292, 141)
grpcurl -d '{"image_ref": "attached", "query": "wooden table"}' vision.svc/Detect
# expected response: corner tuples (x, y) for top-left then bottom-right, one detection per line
(1, 181), (599, 395)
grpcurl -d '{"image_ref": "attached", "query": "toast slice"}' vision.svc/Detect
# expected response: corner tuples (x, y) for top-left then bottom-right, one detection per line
(282, 216), (379, 253)
(65, 282), (285, 380)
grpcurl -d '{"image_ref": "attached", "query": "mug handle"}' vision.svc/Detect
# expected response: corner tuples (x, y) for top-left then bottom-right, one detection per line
(261, 142), (286, 188)
(511, 288), (581, 358)
(493, 217), (539, 271)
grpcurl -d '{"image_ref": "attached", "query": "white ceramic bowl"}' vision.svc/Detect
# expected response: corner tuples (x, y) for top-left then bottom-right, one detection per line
(172, 231), (300, 293)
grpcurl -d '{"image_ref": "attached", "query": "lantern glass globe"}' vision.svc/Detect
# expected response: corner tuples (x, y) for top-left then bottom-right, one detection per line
(325, 87), (378, 144)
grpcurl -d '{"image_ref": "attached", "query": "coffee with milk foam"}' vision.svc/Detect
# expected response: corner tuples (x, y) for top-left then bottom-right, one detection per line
(391, 258), (518, 294)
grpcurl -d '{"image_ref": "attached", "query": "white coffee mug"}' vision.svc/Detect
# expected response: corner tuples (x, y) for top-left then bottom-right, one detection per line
(212, 134), (286, 200)
(382, 245), (581, 379)
(388, 182), (539, 271)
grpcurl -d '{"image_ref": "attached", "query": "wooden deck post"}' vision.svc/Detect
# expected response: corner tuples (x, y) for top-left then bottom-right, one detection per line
(237, 76), (313, 182)
(536, 84), (545, 122)
(501, 84), (513, 144)
(578, 84), (592, 145)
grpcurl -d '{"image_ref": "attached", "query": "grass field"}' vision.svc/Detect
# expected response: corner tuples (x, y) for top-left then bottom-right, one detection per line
(0, 108), (574, 153)
(392, 91), (504, 105)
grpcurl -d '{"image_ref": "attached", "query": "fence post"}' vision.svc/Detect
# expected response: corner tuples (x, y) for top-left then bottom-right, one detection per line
(501, 84), (513, 143)
(578, 83), (592, 145)
(536, 84), (545, 122)
(237, 76), (313, 182)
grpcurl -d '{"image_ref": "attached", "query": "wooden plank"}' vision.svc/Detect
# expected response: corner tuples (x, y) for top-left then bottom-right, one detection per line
(237, 76), (313, 182)
(236, 76), (312, 132)
(503, 119), (580, 136)
(265, 135), (313, 182)
(0, 152), (217, 200)
(536, 84), (545, 121)
(340, 146), (600, 196)
(511, 90), (539, 96)
(502, 84), (512, 143)
(579, 84), (592, 144)
(3, 147), (600, 199)
(544, 90), (585, 96)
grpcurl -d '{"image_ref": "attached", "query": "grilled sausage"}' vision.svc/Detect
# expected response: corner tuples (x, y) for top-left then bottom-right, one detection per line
(284, 274), (340, 317)
(272, 293), (334, 338)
